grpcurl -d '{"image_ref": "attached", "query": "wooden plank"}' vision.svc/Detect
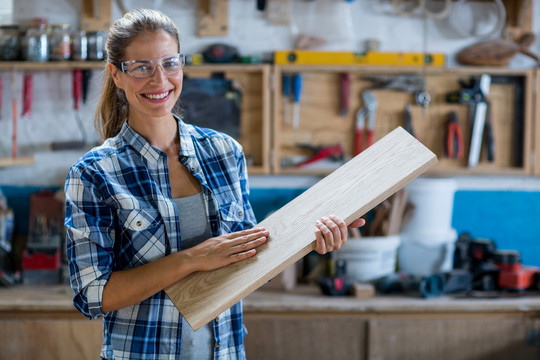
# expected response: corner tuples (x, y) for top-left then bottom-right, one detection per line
(0, 156), (35, 168)
(165, 127), (437, 330)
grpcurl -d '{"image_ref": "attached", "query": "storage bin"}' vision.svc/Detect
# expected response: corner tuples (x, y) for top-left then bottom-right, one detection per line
(400, 177), (457, 234)
(333, 235), (400, 281)
(398, 228), (457, 276)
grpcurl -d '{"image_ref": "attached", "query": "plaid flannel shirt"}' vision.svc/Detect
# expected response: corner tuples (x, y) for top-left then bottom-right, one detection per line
(65, 116), (256, 359)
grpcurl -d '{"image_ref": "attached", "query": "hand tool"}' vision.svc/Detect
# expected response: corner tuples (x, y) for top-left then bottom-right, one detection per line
(403, 104), (415, 137)
(22, 74), (32, 117)
(282, 73), (291, 125)
(445, 111), (464, 159)
(73, 70), (82, 110)
(355, 90), (377, 155)
(339, 73), (350, 116)
(292, 73), (302, 130)
(469, 74), (491, 168)
(274, 50), (445, 66)
(446, 74), (491, 168)
(294, 143), (344, 168)
(364, 74), (431, 108)
(484, 102), (495, 162)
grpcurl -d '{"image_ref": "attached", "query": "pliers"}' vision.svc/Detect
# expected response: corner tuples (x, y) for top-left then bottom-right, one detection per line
(295, 143), (344, 168)
(445, 111), (464, 159)
(355, 91), (378, 155)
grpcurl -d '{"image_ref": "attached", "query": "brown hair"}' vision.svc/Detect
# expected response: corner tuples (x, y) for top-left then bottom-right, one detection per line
(95, 9), (180, 140)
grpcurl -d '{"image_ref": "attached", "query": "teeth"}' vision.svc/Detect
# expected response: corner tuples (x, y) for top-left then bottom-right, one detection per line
(145, 91), (170, 100)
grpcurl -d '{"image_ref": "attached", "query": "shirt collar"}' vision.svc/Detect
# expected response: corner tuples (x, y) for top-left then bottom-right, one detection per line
(117, 115), (203, 163)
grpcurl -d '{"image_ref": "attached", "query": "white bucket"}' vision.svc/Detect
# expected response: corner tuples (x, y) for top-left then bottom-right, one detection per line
(333, 235), (400, 282)
(400, 177), (457, 234)
(398, 228), (457, 276)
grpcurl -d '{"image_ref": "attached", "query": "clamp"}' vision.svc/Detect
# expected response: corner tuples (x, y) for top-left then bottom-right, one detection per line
(294, 143), (345, 168)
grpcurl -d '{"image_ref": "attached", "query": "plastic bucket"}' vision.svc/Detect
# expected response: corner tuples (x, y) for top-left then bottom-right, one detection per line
(398, 228), (457, 276)
(400, 177), (457, 234)
(333, 235), (400, 282)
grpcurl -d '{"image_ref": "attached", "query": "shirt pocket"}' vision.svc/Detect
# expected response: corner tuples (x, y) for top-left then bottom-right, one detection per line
(218, 201), (245, 233)
(116, 208), (166, 265)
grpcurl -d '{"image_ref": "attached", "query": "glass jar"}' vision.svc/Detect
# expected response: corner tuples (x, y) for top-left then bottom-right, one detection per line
(0, 25), (20, 60)
(22, 21), (48, 62)
(87, 31), (106, 60)
(49, 24), (71, 61)
(71, 30), (87, 60)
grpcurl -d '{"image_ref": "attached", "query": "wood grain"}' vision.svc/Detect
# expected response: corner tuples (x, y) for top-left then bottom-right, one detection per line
(165, 127), (437, 330)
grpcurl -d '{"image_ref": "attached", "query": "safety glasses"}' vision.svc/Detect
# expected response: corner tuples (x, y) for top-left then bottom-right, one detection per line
(115, 53), (185, 78)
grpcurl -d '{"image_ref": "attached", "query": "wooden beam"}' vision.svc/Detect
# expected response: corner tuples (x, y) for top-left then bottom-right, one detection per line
(165, 127), (438, 330)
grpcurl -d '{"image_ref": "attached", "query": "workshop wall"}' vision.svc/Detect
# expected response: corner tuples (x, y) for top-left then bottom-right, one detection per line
(0, 0), (538, 187)
(1, 1), (540, 267)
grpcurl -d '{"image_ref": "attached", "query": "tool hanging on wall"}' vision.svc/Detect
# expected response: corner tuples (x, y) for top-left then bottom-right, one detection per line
(403, 104), (415, 138)
(282, 74), (291, 125)
(339, 73), (351, 117)
(22, 74), (32, 117)
(292, 73), (302, 130)
(444, 111), (464, 160)
(11, 72), (17, 158)
(446, 75), (491, 168)
(355, 91), (377, 155)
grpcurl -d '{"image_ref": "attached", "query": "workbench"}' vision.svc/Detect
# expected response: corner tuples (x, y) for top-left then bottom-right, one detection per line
(1, 285), (539, 360)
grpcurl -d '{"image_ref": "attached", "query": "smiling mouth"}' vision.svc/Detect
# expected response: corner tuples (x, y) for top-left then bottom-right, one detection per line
(143, 90), (171, 100)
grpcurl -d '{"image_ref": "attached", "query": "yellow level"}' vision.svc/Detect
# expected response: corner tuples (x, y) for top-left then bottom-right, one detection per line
(274, 50), (445, 67)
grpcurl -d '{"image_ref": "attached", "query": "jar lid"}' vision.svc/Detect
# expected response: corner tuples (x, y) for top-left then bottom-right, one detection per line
(52, 24), (70, 30)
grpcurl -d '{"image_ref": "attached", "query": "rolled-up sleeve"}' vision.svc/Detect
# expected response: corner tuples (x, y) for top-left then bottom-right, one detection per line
(234, 142), (257, 229)
(65, 165), (115, 319)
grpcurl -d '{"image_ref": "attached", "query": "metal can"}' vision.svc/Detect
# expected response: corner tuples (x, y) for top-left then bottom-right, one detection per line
(0, 25), (20, 60)
(87, 31), (105, 60)
(49, 24), (71, 61)
(71, 30), (87, 60)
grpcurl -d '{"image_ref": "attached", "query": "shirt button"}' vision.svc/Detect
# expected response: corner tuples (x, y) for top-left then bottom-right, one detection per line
(190, 167), (195, 172)
(215, 316), (219, 322)
(215, 343), (221, 349)
(136, 220), (142, 227)
(238, 211), (243, 217)
(181, 157), (186, 162)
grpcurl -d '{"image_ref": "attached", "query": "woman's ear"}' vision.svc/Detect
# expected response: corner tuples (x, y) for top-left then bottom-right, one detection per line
(108, 63), (123, 90)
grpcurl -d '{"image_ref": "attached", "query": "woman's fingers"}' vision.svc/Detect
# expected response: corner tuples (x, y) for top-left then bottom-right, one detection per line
(314, 227), (327, 254)
(349, 218), (366, 228)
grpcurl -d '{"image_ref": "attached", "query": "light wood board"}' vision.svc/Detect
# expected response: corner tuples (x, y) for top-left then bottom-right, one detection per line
(165, 126), (437, 330)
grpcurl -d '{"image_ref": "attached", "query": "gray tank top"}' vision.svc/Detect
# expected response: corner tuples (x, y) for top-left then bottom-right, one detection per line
(173, 192), (214, 360)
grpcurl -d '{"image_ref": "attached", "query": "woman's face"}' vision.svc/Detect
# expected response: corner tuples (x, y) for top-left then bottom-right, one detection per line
(109, 30), (183, 124)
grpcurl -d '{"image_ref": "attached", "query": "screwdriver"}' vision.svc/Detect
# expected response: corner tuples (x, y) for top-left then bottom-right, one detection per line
(292, 73), (302, 130)
(282, 74), (291, 125)
(340, 73), (350, 117)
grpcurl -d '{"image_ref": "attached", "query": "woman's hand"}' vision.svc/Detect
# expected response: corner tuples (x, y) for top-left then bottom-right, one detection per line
(185, 227), (270, 272)
(314, 215), (366, 254)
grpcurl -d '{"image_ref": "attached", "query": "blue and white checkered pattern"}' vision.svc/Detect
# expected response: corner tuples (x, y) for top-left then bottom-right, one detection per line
(65, 116), (256, 359)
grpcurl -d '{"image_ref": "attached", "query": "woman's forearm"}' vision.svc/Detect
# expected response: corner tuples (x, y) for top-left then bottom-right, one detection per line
(101, 251), (194, 313)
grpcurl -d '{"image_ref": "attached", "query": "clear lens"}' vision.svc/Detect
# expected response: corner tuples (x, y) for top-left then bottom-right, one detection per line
(121, 54), (185, 78)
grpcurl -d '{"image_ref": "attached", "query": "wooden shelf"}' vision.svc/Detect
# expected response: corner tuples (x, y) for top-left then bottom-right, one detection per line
(272, 65), (534, 176)
(0, 156), (35, 168)
(0, 61), (106, 71)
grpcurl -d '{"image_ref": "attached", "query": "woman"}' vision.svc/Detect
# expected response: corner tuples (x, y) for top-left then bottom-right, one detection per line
(65, 8), (365, 360)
